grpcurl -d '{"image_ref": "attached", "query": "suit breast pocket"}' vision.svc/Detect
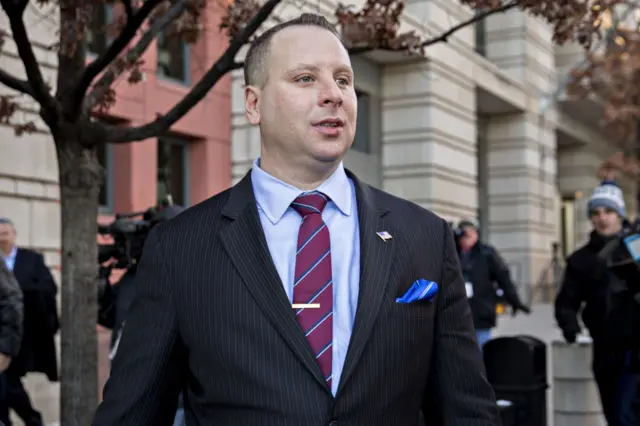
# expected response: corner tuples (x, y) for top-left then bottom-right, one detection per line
(385, 295), (437, 319)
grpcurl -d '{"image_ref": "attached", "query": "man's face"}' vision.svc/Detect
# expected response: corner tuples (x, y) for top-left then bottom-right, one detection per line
(245, 25), (357, 173)
(591, 207), (622, 237)
(459, 226), (478, 250)
(0, 223), (16, 254)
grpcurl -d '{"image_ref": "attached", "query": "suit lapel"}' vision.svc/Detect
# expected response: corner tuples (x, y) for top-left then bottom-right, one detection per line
(337, 172), (395, 395)
(219, 171), (330, 392)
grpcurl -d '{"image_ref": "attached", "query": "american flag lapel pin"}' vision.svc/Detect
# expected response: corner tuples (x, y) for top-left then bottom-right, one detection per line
(376, 231), (393, 242)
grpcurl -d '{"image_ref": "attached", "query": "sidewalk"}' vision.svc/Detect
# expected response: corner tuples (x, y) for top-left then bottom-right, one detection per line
(494, 302), (563, 343)
(10, 326), (112, 426)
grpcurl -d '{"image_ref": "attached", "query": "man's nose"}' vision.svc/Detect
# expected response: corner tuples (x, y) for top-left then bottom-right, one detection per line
(318, 81), (342, 106)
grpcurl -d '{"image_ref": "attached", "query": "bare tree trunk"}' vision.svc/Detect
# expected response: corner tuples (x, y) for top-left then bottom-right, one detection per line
(56, 139), (101, 425)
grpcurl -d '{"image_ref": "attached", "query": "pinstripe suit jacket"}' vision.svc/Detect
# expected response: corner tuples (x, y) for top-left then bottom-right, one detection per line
(92, 170), (501, 426)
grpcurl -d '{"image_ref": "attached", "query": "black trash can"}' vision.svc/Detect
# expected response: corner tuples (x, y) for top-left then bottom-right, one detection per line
(497, 400), (516, 426)
(483, 335), (548, 426)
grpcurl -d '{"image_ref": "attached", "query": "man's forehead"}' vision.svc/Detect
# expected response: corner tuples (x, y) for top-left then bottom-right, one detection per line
(270, 25), (349, 60)
(273, 24), (330, 42)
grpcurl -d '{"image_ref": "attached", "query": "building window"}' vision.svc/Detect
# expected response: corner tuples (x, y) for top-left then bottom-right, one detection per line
(97, 143), (113, 211)
(87, 5), (113, 56)
(475, 10), (487, 57)
(352, 90), (371, 153)
(157, 32), (190, 84)
(157, 136), (189, 206)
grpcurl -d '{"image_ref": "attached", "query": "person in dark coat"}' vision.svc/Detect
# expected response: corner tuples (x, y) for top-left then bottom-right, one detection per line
(555, 179), (637, 426)
(0, 218), (58, 426)
(0, 256), (23, 425)
(455, 220), (530, 348)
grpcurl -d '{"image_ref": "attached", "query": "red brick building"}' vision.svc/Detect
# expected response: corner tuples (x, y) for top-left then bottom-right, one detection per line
(91, 3), (232, 216)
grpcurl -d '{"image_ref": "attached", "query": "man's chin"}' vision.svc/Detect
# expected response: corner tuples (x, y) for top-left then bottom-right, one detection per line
(310, 149), (347, 165)
(597, 228), (619, 238)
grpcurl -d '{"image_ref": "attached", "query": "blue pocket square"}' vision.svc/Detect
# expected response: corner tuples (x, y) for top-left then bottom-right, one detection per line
(396, 279), (438, 303)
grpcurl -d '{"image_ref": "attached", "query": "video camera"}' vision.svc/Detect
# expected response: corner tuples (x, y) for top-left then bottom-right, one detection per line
(97, 197), (185, 329)
(97, 196), (185, 269)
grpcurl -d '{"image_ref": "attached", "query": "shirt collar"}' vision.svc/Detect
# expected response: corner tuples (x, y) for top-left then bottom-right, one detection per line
(6, 247), (16, 262)
(251, 158), (353, 225)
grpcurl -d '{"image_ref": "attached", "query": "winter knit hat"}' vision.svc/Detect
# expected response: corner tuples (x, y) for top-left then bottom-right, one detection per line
(587, 179), (626, 218)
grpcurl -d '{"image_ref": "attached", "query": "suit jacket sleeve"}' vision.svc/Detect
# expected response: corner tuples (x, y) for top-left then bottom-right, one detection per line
(422, 219), (500, 425)
(92, 228), (186, 426)
(0, 258), (23, 357)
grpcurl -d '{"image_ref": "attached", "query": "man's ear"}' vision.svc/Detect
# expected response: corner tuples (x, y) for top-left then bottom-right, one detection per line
(245, 85), (261, 125)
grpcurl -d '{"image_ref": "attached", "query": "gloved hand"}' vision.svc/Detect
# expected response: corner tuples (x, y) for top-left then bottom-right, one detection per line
(563, 329), (578, 344)
(511, 303), (531, 317)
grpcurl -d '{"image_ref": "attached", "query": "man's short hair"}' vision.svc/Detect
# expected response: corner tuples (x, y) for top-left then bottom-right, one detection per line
(243, 13), (340, 87)
(0, 218), (14, 227)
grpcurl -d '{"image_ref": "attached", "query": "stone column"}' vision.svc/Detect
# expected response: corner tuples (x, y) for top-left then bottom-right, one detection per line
(482, 8), (557, 303)
(484, 10), (556, 97)
(380, 59), (478, 222)
(483, 113), (557, 303)
(557, 147), (601, 248)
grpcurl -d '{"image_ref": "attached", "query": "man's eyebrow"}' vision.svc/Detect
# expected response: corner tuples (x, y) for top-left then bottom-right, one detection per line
(288, 64), (321, 74)
(288, 63), (353, 74)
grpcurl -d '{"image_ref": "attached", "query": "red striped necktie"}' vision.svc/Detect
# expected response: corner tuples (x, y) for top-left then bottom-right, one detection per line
(291, 191), (333, 388)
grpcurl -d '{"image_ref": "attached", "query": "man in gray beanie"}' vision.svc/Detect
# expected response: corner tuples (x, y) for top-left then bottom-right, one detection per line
(587, 179), (626, 234)
(555, 178), (635, 426)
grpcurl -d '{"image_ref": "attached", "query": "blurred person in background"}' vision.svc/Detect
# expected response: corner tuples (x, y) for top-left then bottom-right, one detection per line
(0, 254), (23, 425)
(555, 179), (637, 426)
(455, 220), (531, 348)
(0, 218), (58, 426)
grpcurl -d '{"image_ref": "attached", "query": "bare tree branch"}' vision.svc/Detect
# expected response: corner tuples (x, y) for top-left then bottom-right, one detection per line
(0, 68), (33, 96)
(233, 0), (519, 66)
(71, 0), (165, 116)
(538, 1), (637, 115)
(105, 0), (283, 143)
(0, 0), (59, 118)
(85, 0), (191, 111)
(421, 0), (517, 47)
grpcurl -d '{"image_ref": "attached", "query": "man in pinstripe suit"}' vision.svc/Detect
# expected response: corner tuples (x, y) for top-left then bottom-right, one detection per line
(93, 13), (501, 426)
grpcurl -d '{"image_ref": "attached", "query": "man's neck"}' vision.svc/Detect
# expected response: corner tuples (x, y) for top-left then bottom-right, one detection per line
(258, 155), (340, 191)
(0, 246), (13, 257)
